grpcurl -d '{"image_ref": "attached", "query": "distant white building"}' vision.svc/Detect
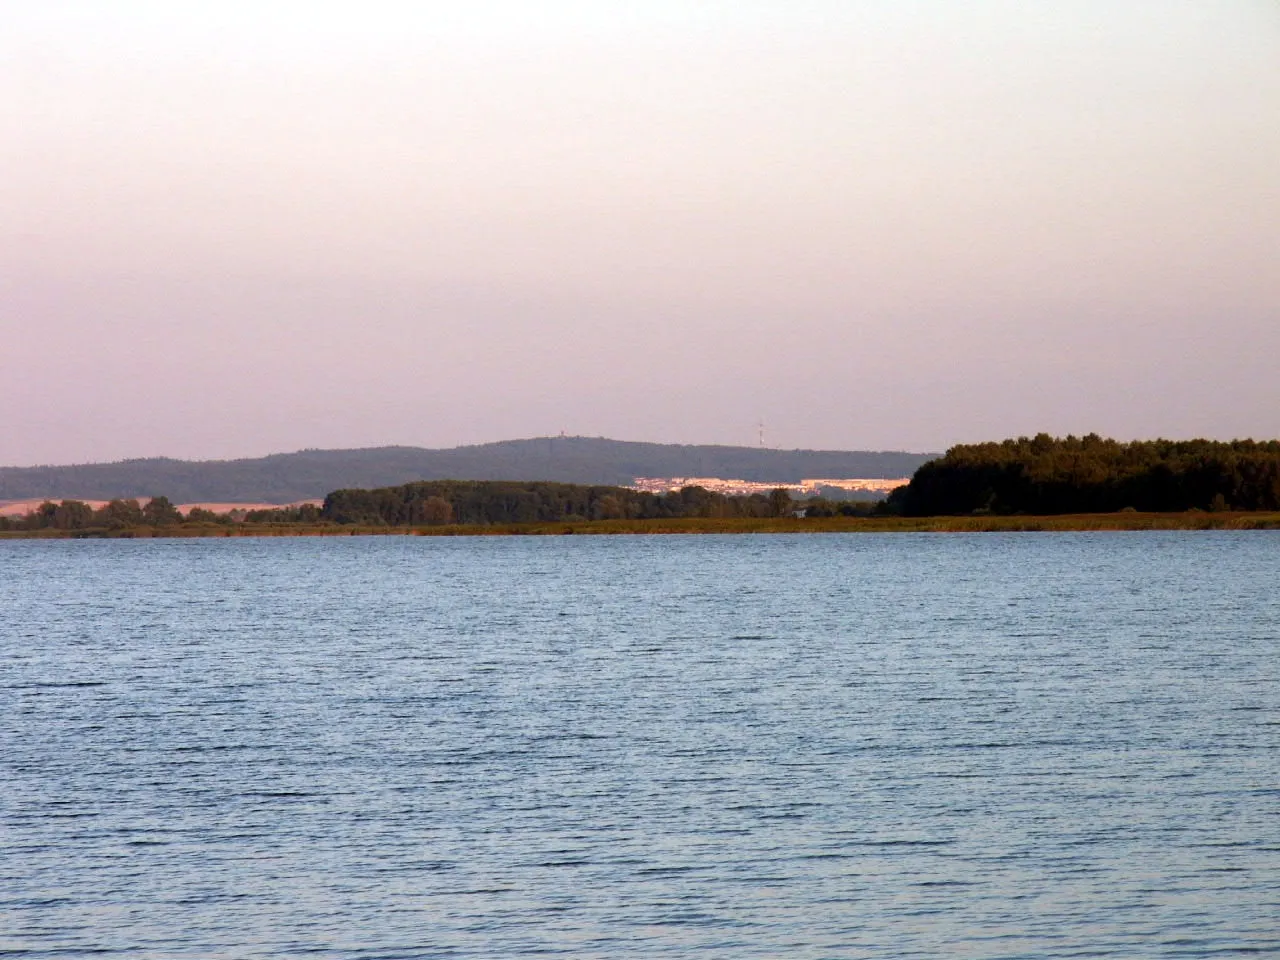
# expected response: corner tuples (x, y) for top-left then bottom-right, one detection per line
(629, 477), (909, 497)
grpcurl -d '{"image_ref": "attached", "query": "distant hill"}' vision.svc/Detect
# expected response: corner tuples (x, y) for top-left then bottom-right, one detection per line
(0, 437), (936, 503)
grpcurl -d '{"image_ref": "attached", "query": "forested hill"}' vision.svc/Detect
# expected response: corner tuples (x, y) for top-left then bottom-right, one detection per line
(896, 435), (1280, 515)
(0, 437), (934, 503)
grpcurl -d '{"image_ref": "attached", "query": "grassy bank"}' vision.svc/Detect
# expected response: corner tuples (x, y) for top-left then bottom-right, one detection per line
(3, 512), (1280, 539)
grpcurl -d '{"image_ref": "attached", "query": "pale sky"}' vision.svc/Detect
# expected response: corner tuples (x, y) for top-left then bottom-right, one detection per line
(3, 1), (1278, 465)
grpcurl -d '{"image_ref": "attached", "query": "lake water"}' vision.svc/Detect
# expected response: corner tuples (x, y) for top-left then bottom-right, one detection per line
(3, 533), (1278, 958)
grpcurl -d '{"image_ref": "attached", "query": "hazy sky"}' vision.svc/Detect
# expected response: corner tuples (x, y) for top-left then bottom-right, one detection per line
(3, 1), (1278, 465)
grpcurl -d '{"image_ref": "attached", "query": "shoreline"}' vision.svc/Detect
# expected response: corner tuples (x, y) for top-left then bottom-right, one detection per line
(3, 512), (1279, 539)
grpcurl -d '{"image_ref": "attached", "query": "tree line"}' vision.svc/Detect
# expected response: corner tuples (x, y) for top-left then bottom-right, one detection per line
(893, 434), (1280, 515)
(2, 482), (857, 532)
(320, 480), (811, 525)
(0, 497), (329, 532)
(3, 497), (213, 532)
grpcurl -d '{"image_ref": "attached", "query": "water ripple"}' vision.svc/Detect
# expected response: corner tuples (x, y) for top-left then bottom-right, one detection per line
(2, 533), (1278, 958)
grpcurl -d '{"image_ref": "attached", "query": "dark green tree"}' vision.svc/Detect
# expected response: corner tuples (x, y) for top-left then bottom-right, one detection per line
(53, 500), (97, 529)
(185, 506), (231, 524)
(96, 499), (145, 530)
(420, 496), (453, 525)
(769, 487), (793, 517)
(143, 496), (182, 525)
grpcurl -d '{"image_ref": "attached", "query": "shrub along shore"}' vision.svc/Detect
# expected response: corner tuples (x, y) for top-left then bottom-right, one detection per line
(3, 512), (1279, 539)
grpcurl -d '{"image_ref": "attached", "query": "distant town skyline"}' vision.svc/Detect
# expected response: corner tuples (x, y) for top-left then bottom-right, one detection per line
(3, 3), (1278, 467)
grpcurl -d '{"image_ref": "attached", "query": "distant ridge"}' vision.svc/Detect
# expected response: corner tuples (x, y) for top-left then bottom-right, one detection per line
(0, 437), (936, 503)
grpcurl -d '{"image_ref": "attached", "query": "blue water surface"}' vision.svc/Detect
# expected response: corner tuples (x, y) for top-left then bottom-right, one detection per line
(2, 533), (1278, 958)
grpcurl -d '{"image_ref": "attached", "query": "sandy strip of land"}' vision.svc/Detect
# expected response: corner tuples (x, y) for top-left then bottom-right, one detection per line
(0, 498), (322, 517)
(0, 499), (111, 517)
